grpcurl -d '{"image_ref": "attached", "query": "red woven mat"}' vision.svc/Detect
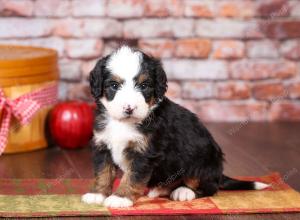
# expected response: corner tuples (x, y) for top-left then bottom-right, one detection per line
(0, 173), (299, 217)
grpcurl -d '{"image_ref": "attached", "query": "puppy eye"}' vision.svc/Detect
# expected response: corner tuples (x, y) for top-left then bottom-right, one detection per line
(110, 82), (119, 90)
(140, 83), (149, 90)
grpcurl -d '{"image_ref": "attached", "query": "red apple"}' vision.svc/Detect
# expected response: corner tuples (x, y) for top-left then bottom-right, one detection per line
(49, 101), (94, 149)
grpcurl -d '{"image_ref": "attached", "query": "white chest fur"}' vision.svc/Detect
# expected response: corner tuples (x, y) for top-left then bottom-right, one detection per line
(94, 119), (145, 171)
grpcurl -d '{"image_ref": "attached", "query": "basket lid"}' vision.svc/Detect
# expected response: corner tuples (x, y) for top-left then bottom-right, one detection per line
(0, 45), (58, 76)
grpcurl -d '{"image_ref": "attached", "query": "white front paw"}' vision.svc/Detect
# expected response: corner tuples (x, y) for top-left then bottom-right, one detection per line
(147, 188), (161, 198)
(104, 195), (133, 208)
(81, 193), (106, 204)
(170, 186), (196, 201)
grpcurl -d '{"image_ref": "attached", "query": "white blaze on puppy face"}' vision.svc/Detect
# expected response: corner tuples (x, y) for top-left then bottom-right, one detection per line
(107, 46), (141, 81)
(101, 46), (150, 121)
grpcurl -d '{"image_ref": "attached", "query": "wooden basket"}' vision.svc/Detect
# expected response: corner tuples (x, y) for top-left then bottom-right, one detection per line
(0, 45), (59, 154)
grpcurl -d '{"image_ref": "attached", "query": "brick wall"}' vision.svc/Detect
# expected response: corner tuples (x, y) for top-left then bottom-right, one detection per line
(1, 0), (300, 121)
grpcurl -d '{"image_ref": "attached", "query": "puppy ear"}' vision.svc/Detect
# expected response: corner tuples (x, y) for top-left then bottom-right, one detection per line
(153, 60), (168, 100)
(89, 57), (107, 99)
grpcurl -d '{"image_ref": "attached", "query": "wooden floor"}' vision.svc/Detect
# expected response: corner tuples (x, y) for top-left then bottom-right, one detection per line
(0, 122), (299, 219)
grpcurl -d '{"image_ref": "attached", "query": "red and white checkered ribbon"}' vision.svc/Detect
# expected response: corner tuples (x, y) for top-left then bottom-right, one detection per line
(0, 83), (57, 155)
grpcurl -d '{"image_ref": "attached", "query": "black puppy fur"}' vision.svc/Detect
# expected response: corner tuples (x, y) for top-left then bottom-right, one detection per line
(89, 47), (261, 203)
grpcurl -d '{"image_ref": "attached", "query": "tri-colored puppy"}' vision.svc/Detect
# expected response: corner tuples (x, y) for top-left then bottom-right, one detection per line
(82, 46), (268, 208)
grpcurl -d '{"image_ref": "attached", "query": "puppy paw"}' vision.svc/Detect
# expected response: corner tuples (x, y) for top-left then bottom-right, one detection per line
(254, 182), (270, 190)
(104, 195), (133, 208)
(147, 187), (170, 198)
(81, 193), (106, 204)
(170, 186), (196, 201)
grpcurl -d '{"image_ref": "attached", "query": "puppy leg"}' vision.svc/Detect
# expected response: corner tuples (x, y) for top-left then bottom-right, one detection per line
(170, 186), (196, 201)
(170, 177), (199, 201)
(185, 175), (219, 198)
(104, 148), (152, 208)
(147, 187), (171, 198)
(103, 172), (145, 208)
(82, 145), (116, 205)
(148, 178), (183, 199)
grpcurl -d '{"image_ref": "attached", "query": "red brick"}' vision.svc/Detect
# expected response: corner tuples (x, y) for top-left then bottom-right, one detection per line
(290, 0), (300, 17)
(72, 0), (106, 17)
(197, 101), (268, 122)
(163, 60), (228, 80)
(172, 19), (194, 37)
(31, 38), (65, 57)
(280, 40), (300, 60)
(252, 83), (287, 101)
(182, 82), (214, 99)
(166, 81), (182, 99)
(256, 0), (289, 17)
(101, 39), (138, 56)
(247, 40), (279, 58)
(58, 82), (68, 100)
(230, 60), (297, 80)
(53, 19), (82, 37)
(173, 99), (199, 113)
(144, 0), (167, 17)
(0, 0), (33, 16)
(67, 83), (93, 101)
(53, 19), (122, 38)
(124, 18), (194, 38)
(35, 0), (70, 17)
(59, 59), (82, 81)
(261, 20), (300, 39)
(144, 0), (183, 17)
(196, 19), (263, 39)
(102, 40), (121, 56)
(216, 82), (250, 100)
(269, 102), (300, 121)
(184, 0), (214, 18)
(66, 39), (103, 59)
(175, 39), (212, 58)
(138, 39), (175, 58)
(107, 0), (144, 18)
(218, 0), (255, 18)
(82, 19), (122, 38)
(212, 40), (245, 59)
(124, 19), (172, 38)
(0, 18), (53, 38)
(287, 82), (300, 99)
(58, 82), (91, 101)
(81, 59), (98, 79)
(218, 1), (238, 17)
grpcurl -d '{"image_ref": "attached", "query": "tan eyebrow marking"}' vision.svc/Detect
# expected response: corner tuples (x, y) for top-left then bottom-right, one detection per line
(137, 74), (149, 84)
(111, 74), (124, 83)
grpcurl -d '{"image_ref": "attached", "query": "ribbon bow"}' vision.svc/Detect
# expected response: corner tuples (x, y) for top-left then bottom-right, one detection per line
(0, 84), (57, 155)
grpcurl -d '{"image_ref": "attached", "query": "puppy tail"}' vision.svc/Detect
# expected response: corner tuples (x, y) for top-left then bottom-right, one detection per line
(220, 175), (269, 190)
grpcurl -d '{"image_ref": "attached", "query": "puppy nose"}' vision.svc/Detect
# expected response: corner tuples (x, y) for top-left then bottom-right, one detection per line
(124, 105), (135, 115)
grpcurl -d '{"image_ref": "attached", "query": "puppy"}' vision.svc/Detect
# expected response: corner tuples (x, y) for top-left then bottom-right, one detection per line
(82, 46), (268, 208)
